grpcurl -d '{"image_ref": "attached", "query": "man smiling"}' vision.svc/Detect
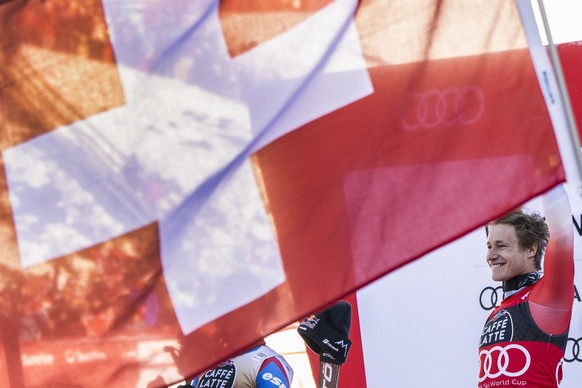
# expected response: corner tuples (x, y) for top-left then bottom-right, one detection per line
(478, 185), (574, 387)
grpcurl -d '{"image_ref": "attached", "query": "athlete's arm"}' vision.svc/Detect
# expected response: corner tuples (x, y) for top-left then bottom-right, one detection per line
(529, 184), (574, 334)
(256, 357), (292, 388)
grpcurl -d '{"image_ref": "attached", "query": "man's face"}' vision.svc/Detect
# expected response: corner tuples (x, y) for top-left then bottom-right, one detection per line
(486, 224), (537, 281)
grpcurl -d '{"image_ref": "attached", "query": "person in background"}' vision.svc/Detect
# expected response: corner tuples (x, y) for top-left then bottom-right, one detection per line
(180, 338), (293, 388)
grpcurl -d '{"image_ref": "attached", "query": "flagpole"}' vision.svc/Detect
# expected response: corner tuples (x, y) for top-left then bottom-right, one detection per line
(536, 0), (582, 194)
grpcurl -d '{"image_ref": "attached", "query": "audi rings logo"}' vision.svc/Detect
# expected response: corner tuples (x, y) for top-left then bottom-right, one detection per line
(479, 286), (503, 310)
(565, 337), (582, 363)
(479, 344), (531, 382)
(400, 86), (485, 130)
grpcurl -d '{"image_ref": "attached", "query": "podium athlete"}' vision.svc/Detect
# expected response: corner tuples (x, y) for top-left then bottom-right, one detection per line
(478, 185), (574, 387)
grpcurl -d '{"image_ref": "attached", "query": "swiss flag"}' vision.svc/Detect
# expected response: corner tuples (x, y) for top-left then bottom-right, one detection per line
(0, 0), (571, 387)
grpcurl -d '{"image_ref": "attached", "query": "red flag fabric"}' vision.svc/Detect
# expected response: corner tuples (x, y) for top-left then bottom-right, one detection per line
(251, 0), (565, 347)
(0, 0), (570, 387)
